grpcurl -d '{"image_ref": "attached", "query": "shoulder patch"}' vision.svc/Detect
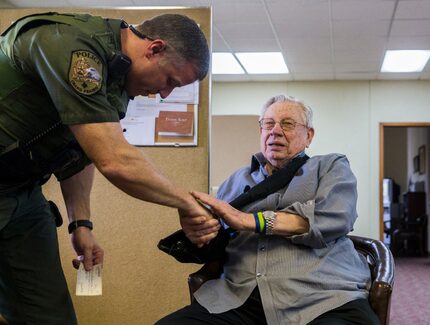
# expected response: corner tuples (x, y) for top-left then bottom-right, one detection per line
(69, 50), (103, 95)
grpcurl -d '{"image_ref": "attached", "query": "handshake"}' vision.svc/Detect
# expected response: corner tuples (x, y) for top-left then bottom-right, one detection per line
(159, 191), (236, 264)
(178, 191), (221, 246)
(178, 191), (247, 246)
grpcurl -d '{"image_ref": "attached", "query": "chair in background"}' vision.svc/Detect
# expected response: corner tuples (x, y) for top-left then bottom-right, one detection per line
(188, 235), (395, 325)
(391, 192), (428, 257)
(391, 214), (428, 256)
(383, 202), (403, 245)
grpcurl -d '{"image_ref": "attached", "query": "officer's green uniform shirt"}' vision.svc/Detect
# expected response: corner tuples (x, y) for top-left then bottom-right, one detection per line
(0, 13), (129, 184)
(12, 19), (127, 125)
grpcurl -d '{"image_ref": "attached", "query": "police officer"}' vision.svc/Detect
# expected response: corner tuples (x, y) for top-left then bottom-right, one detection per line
(0, 12), (219, 324)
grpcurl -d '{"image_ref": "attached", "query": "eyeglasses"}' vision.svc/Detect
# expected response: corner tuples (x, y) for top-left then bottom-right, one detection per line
(259, 118), (307, 131)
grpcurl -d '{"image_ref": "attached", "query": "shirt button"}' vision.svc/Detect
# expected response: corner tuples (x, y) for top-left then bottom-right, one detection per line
(256, 272), (262, 278)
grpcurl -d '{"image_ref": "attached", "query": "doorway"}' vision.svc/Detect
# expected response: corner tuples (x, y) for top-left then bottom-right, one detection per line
(379, 123), (430, 254)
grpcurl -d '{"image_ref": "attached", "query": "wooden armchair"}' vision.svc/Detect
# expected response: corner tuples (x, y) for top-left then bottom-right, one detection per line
(188, 235), (395, 325)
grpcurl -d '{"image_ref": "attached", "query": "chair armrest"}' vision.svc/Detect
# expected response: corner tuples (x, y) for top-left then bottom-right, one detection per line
(351, 236), (394, 284)
(370, 281), (394, 325)
(188, 259), (224, 302)
(348, 235), (395, 325)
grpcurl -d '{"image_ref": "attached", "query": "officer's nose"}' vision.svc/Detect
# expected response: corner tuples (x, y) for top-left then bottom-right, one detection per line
(159, 87), (174, 99)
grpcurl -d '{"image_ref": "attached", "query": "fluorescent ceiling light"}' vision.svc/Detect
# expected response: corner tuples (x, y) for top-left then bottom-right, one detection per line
(381, 50), (430, 73)
(212, 52), (245, 74)
(236, 52), (289, 74)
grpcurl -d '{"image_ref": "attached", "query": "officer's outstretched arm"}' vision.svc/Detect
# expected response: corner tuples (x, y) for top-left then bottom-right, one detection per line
(69, 122), (219, 245)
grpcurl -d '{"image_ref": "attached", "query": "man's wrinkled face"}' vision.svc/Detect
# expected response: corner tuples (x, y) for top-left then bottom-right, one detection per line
(260, 101), (314, 170)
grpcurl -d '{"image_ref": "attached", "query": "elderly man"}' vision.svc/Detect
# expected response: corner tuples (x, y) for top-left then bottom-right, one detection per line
(0, 12), (217, 324)
(157, 95), (379, 325)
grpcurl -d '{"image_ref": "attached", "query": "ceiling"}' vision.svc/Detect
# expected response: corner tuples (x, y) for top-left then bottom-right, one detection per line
(1, 0), (430, 82)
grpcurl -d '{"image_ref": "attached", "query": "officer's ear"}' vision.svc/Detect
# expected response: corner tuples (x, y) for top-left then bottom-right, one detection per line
(147, 40), (167, 57)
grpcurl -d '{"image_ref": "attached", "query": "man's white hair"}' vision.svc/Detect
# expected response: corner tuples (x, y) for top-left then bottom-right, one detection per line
(260, 95), (313, 128)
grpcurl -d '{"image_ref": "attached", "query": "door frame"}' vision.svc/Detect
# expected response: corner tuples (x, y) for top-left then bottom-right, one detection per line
(379, 122), (430, 240)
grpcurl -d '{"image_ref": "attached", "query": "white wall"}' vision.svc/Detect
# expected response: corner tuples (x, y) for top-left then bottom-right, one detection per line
(211, 80), (430, 239)
(211, 115), (260, 187)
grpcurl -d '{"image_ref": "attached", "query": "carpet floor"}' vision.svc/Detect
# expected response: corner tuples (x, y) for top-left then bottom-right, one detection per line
(390, 256), (430, 324)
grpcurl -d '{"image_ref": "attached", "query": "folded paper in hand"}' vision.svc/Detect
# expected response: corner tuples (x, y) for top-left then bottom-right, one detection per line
(76, 263), (103, 296)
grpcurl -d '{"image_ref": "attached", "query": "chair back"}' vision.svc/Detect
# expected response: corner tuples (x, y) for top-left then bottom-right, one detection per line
(188, 235), (395, 325)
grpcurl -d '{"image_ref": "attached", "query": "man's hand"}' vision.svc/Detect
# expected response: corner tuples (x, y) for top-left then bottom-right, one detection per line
(178, 198), (221, 246)
(71, 227), (104, 271)
(191, 191), (254, 232)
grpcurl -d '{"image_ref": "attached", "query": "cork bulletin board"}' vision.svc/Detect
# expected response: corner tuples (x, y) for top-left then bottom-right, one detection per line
(122, 82), (200, 146)
(0, 7), (211, 325)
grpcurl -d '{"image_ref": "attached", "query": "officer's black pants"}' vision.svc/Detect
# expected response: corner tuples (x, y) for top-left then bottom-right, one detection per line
(155, 286), (380, 325)
(0, 186), (76, 325)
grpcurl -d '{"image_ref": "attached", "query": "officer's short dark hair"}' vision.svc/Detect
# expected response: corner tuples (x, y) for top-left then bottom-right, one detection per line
(136, 14), (210, 81)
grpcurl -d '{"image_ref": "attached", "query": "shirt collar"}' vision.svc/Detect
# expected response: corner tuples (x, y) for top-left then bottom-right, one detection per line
(250, 152), (268, 173)
(250, 151), (307, 173)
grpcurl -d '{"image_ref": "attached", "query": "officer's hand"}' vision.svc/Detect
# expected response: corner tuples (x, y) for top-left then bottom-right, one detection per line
(191, 191), (254, 231)
(178, 198), (221, 246)
(71, 227), (104, 271)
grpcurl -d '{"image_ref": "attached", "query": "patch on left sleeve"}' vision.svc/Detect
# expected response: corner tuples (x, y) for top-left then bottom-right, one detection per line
(69, 50), (103, 95)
